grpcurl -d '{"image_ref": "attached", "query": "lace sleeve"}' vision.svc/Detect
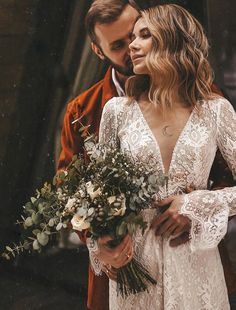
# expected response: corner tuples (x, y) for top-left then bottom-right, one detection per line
(180, 99), (236, 251)
(87, 98), (120, 275)
(99, 97), (119, 146)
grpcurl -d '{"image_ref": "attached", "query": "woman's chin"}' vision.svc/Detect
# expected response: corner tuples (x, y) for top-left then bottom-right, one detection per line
(133, 66), (149, 75)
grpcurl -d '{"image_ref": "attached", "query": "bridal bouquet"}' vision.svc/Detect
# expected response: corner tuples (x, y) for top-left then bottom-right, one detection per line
(2, 128), (164, 297)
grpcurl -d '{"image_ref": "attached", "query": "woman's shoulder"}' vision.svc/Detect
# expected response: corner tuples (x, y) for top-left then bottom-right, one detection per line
(206, 96), (232, 107)
(103, 96), (131, 115)
(202, 96), (234, 114)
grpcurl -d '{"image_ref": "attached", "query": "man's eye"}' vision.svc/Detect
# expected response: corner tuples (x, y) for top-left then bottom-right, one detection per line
(111, 42), (125, 51)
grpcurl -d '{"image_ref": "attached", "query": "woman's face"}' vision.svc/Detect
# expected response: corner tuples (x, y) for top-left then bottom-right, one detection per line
(129, 17), (153, 75)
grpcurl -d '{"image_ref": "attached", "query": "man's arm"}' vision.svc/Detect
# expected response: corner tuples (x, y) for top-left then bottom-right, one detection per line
(58, 98), (84, 171)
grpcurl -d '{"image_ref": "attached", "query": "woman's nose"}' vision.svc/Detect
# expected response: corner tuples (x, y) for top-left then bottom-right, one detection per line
(129, 39), (139, 51)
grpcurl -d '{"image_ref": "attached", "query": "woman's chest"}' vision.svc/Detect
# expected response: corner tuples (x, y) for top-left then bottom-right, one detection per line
(117, 104), (218, 176)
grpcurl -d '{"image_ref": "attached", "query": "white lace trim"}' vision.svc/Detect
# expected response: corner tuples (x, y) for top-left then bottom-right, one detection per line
(86, 238), (103, 276)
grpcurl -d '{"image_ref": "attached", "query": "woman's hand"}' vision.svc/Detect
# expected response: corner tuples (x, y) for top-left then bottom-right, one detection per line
(96, 234), (134, 269)
(151, 195), (191, 240)
(102, 264), (118, 281)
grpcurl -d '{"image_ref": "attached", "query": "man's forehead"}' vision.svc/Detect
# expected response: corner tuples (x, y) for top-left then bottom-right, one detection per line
(94, 4), (139, 45)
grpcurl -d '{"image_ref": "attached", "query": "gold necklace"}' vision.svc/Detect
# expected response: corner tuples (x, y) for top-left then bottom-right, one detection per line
(162, 125), (174, 137)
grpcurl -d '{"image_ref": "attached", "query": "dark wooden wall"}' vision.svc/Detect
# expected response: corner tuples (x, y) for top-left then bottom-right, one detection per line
(0, 1), (236, 309)
(0, 0), (78, 244)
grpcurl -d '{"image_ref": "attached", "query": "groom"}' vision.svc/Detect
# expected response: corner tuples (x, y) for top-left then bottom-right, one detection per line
(58, 0), (236, 309)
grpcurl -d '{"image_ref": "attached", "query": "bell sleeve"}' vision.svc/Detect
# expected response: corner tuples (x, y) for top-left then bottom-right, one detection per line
(179, 98), (236, 251)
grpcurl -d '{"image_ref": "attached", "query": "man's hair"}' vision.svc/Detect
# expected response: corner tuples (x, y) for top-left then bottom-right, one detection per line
(86, 0), (131, 44)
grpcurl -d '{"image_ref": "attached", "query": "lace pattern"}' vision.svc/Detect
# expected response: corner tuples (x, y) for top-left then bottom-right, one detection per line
(90, 97), (235, 309)
(86, 238), (103, 276)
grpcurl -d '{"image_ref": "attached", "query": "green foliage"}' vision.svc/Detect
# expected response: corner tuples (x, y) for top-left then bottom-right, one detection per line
(1, 128), (164, 260)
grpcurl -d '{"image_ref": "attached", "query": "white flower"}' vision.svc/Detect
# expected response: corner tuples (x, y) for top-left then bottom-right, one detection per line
(107, 196), (116, 204)
(71, 214), (90, 231)
(78, 189), (86, 198)
(65, 198), (77, 212)
(111, 195), (126, 216)
(57, 188), (68, 202)
(86, 181), (102, 200)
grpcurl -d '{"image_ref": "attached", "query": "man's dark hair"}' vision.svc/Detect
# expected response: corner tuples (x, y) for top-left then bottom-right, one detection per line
(86, 0), (132, 44)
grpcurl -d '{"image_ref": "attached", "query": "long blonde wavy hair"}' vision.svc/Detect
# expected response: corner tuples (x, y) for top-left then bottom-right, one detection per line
(126, 4), (215, 109)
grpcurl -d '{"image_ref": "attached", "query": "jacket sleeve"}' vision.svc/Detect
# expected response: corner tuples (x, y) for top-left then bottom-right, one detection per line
(57, 98), (84, 171)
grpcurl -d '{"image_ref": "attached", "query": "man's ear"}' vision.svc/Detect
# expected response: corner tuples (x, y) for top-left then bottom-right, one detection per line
(91, 42), (105, 60)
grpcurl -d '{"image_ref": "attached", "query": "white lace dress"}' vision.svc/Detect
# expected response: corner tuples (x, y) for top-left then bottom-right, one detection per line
(96, 96), (236, 310)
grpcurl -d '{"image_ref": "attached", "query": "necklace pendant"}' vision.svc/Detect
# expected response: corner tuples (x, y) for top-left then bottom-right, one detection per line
(162, 125), (174, 137)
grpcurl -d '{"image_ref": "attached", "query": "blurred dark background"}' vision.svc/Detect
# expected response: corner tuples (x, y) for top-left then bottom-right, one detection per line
(0, 0), (235, 309)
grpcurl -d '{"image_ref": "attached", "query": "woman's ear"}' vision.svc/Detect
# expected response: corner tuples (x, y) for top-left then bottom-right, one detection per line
(91, 42), (105, 60)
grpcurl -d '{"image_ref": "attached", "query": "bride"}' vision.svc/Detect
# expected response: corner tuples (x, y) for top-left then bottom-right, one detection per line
(89, 4), (236, 309)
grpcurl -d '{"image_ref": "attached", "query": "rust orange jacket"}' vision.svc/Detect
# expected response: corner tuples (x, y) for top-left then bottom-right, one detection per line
(58, 67), (117, 310)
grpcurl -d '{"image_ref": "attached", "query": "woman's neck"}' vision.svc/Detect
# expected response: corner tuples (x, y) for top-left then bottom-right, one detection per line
(139, 89), (188, 110)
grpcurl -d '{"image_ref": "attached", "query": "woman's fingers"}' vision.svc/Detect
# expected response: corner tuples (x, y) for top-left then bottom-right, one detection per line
(98, 234), (133, 269)
(152, 196), (176, 208)
(96, 234), (133, 268)
(98, 235), (113, 246)
(169, 231), (190, 247)
(103, 265), (118, 281)
(113, 235), (133, 267)
(163, 224), (179, 239)
(150, 212), (169, 229)
(154, 218), (172, 236)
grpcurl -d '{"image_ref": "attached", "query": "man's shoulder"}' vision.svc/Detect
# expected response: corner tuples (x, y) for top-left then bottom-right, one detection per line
(66, 67), (114, 114)
(67, 79), (106, 113)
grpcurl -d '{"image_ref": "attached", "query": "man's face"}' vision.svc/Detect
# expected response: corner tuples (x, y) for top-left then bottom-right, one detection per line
(93, 4), (139, 76)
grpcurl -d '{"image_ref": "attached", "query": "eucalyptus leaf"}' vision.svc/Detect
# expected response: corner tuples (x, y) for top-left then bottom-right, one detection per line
(32, 229), (41, 236)
(48, 218), (55, 227)
(56, 222), (63, 231)
(37, 232), (49, 246)
(23, 241), (30, 250)
(32, 213), (40, 225)
(25, 217), (33, 227)
(33, 239), (40, 250)
(31, 197), (37, 204)
(116, 221), (127, 237)
(87, 208), (95, 216)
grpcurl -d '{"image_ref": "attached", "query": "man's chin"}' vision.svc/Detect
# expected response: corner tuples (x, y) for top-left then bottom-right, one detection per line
(114, 66), (134, 77)
(105, 59), (134, 77)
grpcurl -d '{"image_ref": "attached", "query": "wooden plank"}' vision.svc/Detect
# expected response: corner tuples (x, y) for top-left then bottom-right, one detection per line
(0, 0), (16, 9)
(0, 7), (35, 35)
(0, 35), (28, 64)
(0, 0), (39, 9)
(0, 64), (24, 91)
(0, 91), (17, 114)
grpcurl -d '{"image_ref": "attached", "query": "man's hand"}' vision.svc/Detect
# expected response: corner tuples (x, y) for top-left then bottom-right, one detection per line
(151, 195), (191, 242)
(96, 234), (133, 269)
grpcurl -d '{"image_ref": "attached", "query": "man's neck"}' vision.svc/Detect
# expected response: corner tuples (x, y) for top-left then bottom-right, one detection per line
(115, 71), (129, 90)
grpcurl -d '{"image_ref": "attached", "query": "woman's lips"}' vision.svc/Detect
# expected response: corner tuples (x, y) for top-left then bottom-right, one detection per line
(131, 55), (144, 62)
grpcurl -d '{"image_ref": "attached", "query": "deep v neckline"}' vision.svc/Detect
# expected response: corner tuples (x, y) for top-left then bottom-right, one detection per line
(134, 100), (196, 176)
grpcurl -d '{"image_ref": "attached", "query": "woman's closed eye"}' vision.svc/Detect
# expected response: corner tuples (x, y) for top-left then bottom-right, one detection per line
(131, 28), (151, 43)
(140, 28), (151, 39)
